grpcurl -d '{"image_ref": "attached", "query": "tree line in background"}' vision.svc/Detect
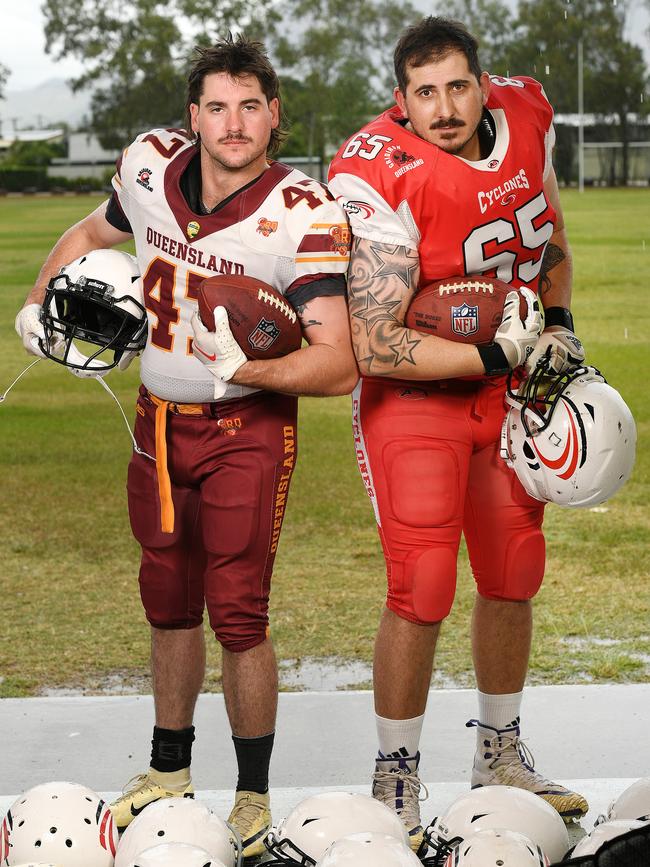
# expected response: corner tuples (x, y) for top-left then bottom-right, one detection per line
(2, 0), (649, 183)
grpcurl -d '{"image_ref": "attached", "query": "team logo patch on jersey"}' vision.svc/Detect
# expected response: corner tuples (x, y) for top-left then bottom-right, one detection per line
(248, 318), (280, 351)
(136, 167), (154, 191)
(343, 200), (376, 220)
(329, 224), (351, 255)
(186, 220), (200, 239)
(257, 217), (278, 236)
(451, 303), (479, 336)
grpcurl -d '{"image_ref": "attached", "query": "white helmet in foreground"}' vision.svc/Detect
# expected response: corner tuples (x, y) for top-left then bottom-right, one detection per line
(501, 362), (636, 507)
(424, 785), (569, 864)
(126, 841), (227, 866)
(599, 778), (650, 824)
(571, 819), (650, 857)
(0, 780), (117, 866)
(114, 798), (240, 867)
(39, 249), (147, 377)
(265, 792), (410, 864)
(443, 829), (549, 866)
(315, 831), (421, 866)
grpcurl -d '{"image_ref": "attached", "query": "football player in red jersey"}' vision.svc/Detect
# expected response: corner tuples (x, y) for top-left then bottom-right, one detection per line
(328, 17), (587, 850)
(15, 35), (357, 858)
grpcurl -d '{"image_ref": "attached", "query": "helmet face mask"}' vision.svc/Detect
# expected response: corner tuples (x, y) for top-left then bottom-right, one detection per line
(40, 250), (147, 375)
(501, 360), (636, 508)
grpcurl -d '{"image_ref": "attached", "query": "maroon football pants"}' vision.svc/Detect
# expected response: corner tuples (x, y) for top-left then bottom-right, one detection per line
(127, 386), (298, 652)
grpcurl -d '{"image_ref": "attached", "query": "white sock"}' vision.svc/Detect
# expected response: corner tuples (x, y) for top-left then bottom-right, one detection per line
(375, 713), (425, 758)
(476, 690), (523, 731)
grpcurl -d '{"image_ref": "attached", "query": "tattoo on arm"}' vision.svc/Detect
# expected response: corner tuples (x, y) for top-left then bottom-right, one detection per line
(347, 236), (421, 372)
(539, 242), (566, 296)
(294, 301), (323, 328)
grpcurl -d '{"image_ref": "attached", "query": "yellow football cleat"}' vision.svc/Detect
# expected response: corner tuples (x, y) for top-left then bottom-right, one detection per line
(228, 790), (272, 859)
(109, 772), (194, 829)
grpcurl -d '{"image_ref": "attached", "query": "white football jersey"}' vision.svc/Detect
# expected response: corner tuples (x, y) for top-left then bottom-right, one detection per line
(112, 127), (349, 401)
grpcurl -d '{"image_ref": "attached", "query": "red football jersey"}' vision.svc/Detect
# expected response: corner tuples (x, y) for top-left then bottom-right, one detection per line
(328, 76), (556, 293)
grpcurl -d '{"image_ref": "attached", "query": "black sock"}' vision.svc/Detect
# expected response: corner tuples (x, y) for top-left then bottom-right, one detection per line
(150, 725), (195, 772)
(232, 732), (275, 794)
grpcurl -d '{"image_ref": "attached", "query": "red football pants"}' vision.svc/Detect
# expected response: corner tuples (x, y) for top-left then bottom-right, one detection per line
(353, 377), (546, 624)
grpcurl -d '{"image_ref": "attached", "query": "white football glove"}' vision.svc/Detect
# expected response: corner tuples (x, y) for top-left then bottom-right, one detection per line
(525, 326), (585, 374)
(191, 305), (247, 399)
(15, 303), (50, 358)
(117, 349), (142, 372)
(494, 288), (542, 368)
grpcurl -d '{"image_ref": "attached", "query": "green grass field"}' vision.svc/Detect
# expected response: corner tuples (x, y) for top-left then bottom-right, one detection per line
(0, 190), (648, 697)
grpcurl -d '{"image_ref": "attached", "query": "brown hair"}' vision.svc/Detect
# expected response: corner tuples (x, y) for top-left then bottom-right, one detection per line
(185, 33), (287, 155)
(394, 16), (482, 93)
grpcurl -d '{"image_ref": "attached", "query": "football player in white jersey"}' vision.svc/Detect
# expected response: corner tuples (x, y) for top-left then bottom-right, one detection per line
(15, 35), (358, 858)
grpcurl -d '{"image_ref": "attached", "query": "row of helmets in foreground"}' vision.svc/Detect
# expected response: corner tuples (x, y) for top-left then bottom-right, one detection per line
(2, 778), (650, 866)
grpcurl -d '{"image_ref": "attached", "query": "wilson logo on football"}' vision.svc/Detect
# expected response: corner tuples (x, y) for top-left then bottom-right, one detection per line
(531, 410), (582, 480)
(451, 303), (479, 336)
(248, 318), (280, 352)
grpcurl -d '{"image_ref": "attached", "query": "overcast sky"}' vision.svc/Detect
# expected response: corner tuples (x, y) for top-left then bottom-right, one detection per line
(2, 0), (649, 92)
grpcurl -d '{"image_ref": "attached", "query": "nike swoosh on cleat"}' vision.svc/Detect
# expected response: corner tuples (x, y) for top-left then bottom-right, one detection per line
(131, 798), (160, 817)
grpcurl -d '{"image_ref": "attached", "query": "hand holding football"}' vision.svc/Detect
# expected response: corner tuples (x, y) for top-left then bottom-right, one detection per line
(405, 276), (527, 345)
(197, 275), (302, 360)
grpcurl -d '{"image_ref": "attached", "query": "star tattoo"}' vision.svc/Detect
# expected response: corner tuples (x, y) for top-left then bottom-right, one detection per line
(389, 330), (420, 366)
(369, 243), (419, 288)
(352, 291), (402, 334)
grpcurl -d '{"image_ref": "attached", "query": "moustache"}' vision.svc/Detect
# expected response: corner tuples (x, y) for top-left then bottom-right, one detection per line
(219, 135), (252, 143)
(430, 118), (465, 130)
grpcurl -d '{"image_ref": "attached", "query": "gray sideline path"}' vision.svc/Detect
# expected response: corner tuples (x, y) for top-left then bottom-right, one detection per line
(1, 684), (649, 843)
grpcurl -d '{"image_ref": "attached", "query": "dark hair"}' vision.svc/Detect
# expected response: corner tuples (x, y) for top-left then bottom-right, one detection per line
(185, 33), (287, 155)
(394, 16), (482, 93)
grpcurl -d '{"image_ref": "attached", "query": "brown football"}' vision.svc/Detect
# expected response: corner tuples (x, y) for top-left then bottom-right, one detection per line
(405, 276), (526, 345)
(198, 275), (302, 360)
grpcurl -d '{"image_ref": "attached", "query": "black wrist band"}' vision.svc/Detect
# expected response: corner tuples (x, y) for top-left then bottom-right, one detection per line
(477, 342), (510, 376)
(544, 306), (574, 331)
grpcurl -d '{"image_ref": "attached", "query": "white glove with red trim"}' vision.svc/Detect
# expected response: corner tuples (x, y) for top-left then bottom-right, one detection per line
(191, 305), (247, 398)
(525, 327), (585, 374)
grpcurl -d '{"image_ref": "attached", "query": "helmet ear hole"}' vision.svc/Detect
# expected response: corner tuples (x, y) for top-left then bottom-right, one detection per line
(502, 365), (636, 508)
(39, 249), (148, 376)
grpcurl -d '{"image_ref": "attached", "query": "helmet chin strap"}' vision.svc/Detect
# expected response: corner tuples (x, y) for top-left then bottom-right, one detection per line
(1, 359), (155, 463)
(0, 358), (41, 403)
(92, 374), (156, 462)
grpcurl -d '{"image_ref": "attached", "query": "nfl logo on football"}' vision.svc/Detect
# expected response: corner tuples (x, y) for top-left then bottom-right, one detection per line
(451, 303), (479, 336)
(248, 318), (280, 351)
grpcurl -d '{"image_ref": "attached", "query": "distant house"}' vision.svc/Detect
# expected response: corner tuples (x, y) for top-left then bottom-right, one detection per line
(0, 128), (65, 152)
(49, 132), (121, 181)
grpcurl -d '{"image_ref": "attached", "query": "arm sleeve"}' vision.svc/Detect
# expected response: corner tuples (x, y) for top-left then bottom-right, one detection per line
(105, 191), (133, 233)
(286, 274), (346, 310)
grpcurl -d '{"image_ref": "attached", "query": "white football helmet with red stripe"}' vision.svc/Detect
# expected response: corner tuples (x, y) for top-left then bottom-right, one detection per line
(501, 363), (636, 507)
(443, 829), (549, 866)
(0, 781), (117, 866)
